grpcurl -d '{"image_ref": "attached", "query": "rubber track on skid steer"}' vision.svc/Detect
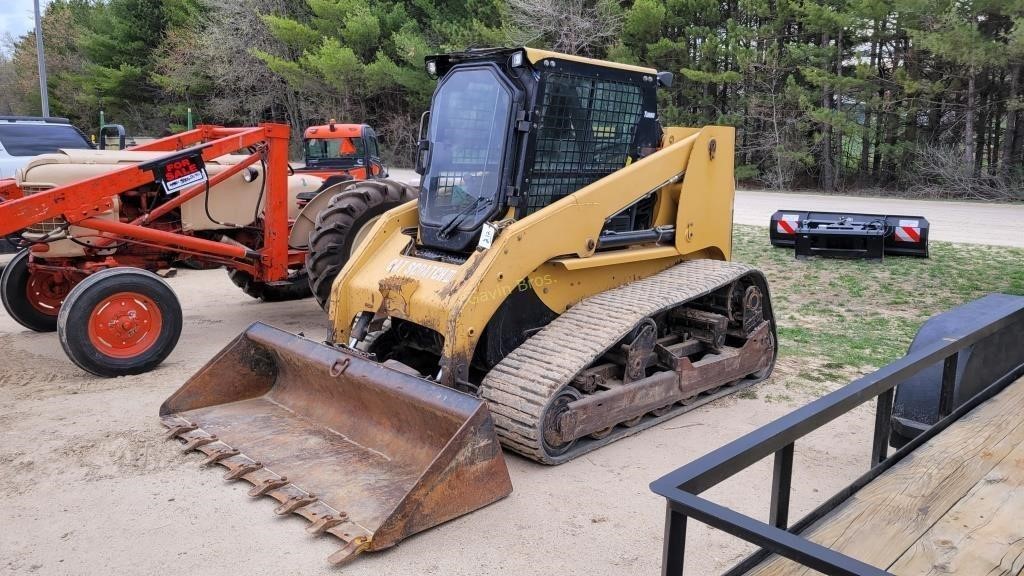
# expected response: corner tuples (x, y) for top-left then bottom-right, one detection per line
(480, 259), (759, 464)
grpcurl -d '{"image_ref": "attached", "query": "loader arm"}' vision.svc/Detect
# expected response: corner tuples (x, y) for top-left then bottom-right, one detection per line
(0, 125), (266, 236)
(329, 126), (736, 384)
(0, 124), (294, 279)
(0, 178), (22, 201)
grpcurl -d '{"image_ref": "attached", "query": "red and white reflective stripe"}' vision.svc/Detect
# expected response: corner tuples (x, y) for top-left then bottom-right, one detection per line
(895, 219), (921, 243)
(777, 214), (800, 235)
(895, 227), (920, 242)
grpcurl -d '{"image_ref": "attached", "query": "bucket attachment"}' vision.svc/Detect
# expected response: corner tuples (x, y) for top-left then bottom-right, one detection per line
(890, 293), (1024, 448)
(160, 322), (512, 565)
(769, 210), (930, 259)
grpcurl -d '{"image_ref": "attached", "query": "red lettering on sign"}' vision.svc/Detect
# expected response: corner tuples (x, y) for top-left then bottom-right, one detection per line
(164, 159), (199, 182)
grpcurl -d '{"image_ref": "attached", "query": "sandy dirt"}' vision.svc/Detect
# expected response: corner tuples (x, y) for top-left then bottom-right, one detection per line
(4, 181), (1015, 574)
(0, 266), (877, 576)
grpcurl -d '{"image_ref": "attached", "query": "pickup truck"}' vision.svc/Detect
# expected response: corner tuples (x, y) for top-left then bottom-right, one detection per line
(0, 116), (95, 254)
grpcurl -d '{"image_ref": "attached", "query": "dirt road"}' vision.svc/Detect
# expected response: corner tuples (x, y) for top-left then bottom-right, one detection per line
(732, 190), (1024, 247)
(0, 267), (873, 576)
(391, 169), (1024, 248)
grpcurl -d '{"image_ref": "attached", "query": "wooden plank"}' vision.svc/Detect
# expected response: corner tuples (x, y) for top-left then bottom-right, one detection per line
(746, 376), (1024, 576)
(887, 439), (1024, 575)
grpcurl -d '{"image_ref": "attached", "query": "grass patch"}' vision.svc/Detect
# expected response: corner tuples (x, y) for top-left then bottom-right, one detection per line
(733, 225), (1024, 399)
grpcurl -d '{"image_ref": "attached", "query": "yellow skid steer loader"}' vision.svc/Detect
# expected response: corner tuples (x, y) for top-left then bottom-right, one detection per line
(161, 47), (777, 564)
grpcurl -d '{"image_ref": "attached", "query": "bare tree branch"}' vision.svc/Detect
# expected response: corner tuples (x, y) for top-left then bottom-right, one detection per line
(504, 0), (622, 56)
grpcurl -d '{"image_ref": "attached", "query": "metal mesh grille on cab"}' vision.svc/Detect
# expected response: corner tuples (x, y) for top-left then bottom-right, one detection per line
(525, 72), (643, 214)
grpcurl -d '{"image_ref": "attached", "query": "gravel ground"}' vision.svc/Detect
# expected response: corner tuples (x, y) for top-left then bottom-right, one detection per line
(1, 268), (874, 576)
(1, 184), (1020, 575)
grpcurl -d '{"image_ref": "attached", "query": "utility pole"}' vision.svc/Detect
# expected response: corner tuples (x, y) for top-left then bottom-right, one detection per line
(34, 0), (50, 117)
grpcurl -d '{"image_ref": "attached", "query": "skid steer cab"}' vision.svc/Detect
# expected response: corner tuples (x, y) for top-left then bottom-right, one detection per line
(163, 48), (778, 565)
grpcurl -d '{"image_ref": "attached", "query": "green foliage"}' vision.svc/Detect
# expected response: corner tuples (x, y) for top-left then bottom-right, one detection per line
(734, 163), (761, 180)
(0, 0), (1020, 188)
(252, 49), (311, 88)
(623, 0), (665, 46)
(680, 69), (742, 84)
(80, 0), (164, 68)
(162, 0), (204, 28)
(262, 15), (321, 53)
(245, 0), (503, 156)
(733, 224), (1024, 391)
(304, 38), (365, 90)
(339, 11), (382, 58)
(908, 1), (1007, 70)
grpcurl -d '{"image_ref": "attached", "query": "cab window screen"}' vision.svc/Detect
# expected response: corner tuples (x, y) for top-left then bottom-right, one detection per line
(525, 73), (643, 214)
(0, 124), (92, 155)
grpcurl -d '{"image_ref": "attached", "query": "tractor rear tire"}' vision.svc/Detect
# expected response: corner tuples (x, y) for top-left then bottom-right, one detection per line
(306, 179), (418, 310)
(227, 267), (312, 302)
(1, 249), (63, 332)
(58, 268), (182, 377)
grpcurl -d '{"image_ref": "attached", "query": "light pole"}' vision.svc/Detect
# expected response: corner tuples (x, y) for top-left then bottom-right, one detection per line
(34, 0), (50, 117)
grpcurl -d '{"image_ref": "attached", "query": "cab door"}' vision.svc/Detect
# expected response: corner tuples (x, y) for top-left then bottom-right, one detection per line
(362, 126), (386, 178)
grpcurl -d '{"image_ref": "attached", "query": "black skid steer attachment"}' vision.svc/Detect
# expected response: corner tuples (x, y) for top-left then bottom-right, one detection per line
(160, 322), (512, 565)
(770, 210), (930, 259)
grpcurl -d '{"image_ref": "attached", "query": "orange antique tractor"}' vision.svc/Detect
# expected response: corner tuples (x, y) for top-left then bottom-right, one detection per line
(0, 124), (411, 377)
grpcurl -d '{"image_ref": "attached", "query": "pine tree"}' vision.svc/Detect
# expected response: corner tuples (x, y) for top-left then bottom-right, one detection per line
(253, 0), (504, 159)
(0, 0), (1018, 195)
(902, 0), (1009, 172)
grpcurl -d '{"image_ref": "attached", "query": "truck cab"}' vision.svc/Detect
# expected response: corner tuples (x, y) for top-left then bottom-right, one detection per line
(297, 122), (386, 184)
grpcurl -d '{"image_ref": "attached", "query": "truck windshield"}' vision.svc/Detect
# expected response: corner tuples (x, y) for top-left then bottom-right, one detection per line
(305, 137), (365, 161)
(420, 68), (511, 229)
(0, 124), (92, 155)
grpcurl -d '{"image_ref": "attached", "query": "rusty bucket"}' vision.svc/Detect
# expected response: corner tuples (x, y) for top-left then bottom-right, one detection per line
(160, 322), (512, 564)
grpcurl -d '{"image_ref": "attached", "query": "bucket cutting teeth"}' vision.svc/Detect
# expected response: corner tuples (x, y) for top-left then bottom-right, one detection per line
(163, 416), (377, 565)
(223, 461), (262, 480)
(181, 435), (218, 451)
(199, 447), (239, 466)
(274, 493), (318, 515)
(328, 537), (372, 566)
(158, 324), (512, 564)
(248, 477), (289, 497)
(164, 423), (197, 439)
(307, 513), (348, 535)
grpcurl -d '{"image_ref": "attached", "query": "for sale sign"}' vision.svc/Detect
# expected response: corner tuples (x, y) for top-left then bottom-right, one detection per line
(151, 151), (208, 195)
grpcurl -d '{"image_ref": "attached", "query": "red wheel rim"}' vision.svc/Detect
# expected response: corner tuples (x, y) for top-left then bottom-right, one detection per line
(87, 291), (163, 358)
(26, 271), (70, 316)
